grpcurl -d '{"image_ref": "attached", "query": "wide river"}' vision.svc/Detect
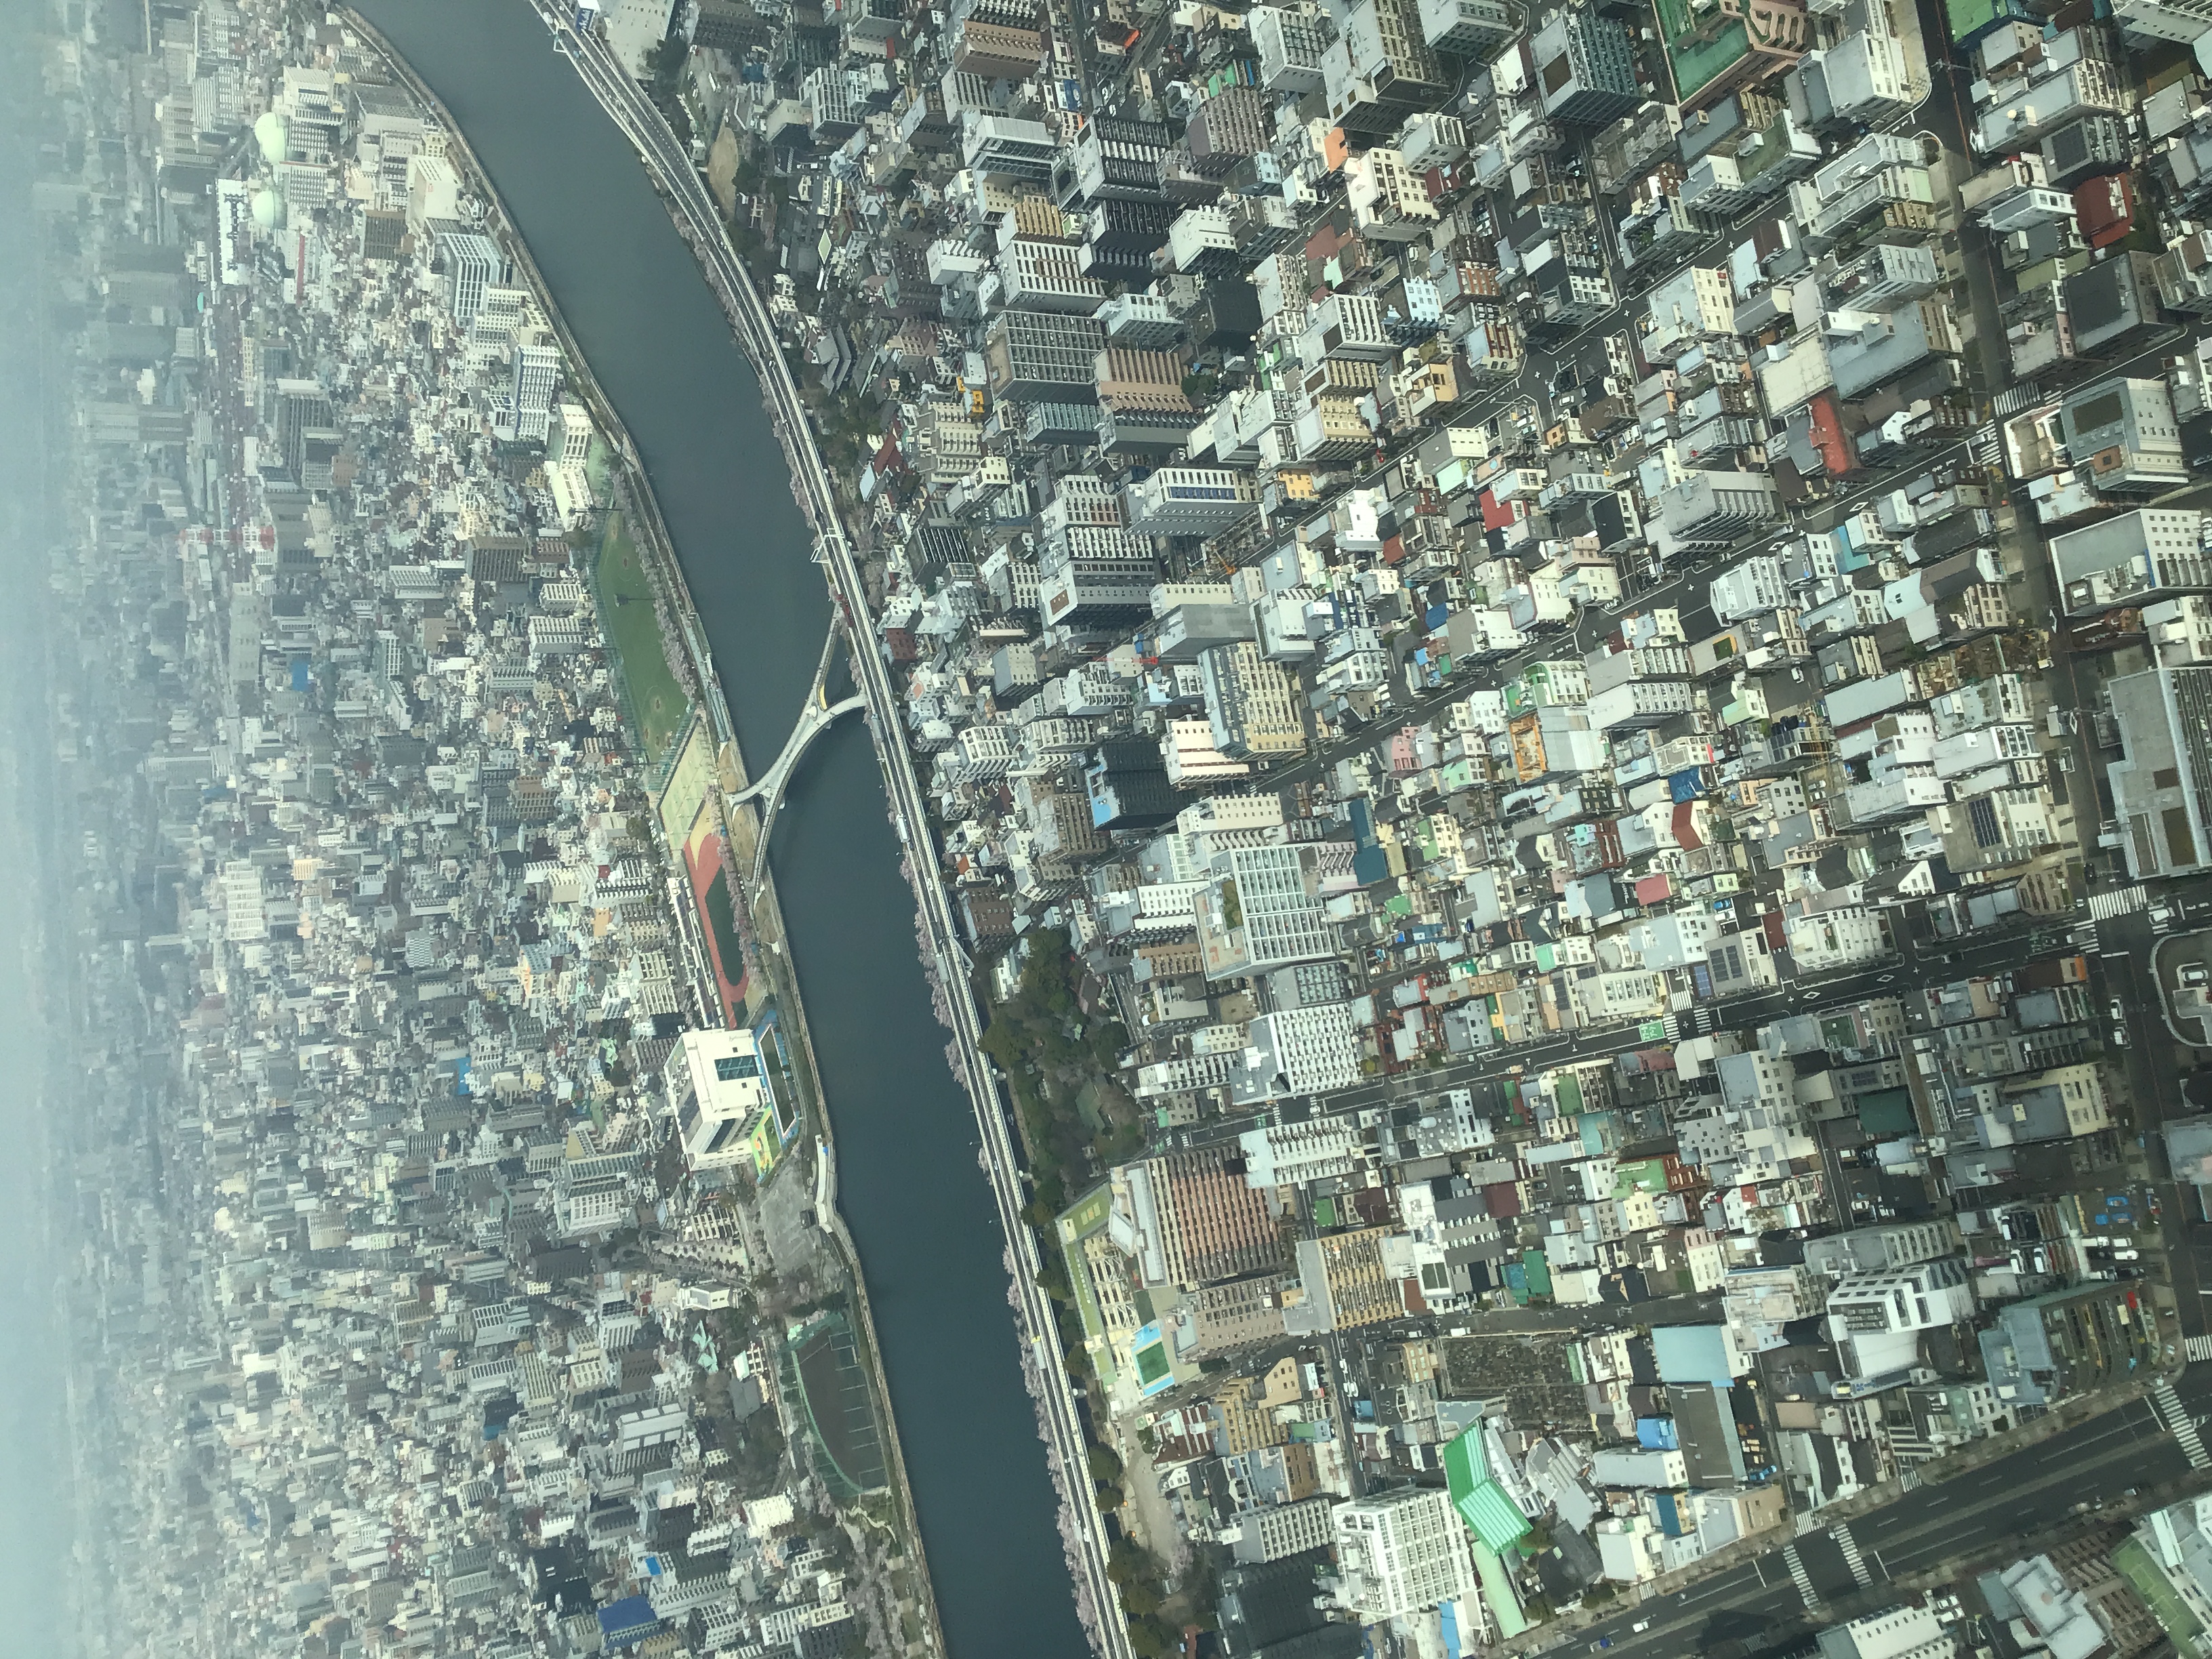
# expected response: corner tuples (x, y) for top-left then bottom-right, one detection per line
(356, 5), (1088, 1652)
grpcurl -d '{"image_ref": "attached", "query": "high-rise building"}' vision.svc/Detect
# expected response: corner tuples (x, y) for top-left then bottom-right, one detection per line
(1121, 1145), (1288, 1288)
(693, 0), (775, 50)
(2058, 376), (2188, 495)
(1097, 292), (1184, 351)
(1040, 521), (1153, 575)
(1124, 467), (1260, 535)
(2106, 665), (2212, 878)
(1346, 146), (1440, 243)
(1254, 7), (1336, 94)
(962, 111), (1059, 180)
(1086, 737), (1180, 829)
(1416, 0), (1516, 53)
(509, 331), (561, 444)
(1655, 470), (1783, 551)
(1040, 558), (1160, 630)
(1200, 641), (1307, 760)
(995, 239), (1107, 314)
(1058, 115), (1176, 204)
(432, 224), (510, 324)
(1095, 346), (1193, 414)
(947, 14), (1041, 77)
(802, 66), (870, 144)
(547, 402), (594, 468)
(1185, 86), (1270, 176)
(1232, 1498), (1340, 1564)
(983, 310), (1103, 403)
(1235, 1005), (1365, 1101)
(1081, 197), (1179, 282)
(1330, 1486), (1480, 1620)
(272, 380), (342, 491)
(1803, 1221), (1964, 1277)
(1529, 9), (1642, 126)
(2049, 508), (2212, 617)
(1823, 243), (1942, 314)
(1197, 842), (1345, 978)
(663, 1029), (785, 1172)
(1326, 0), (1452, 136)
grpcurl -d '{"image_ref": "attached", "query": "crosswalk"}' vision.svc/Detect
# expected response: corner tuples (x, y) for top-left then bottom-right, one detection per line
(1782, 1542), (1822, 1612)
(2185, 1336), (2212, 1364)
(2152, 1378), (2211, 1471)
(1833, 1522), (1873, 1590)
(2073, 920), (2103, 956)
(2088, 884), (2149, 921)
(1660, 1012), (1682, 1040)
(1967, 424), (2005, 468)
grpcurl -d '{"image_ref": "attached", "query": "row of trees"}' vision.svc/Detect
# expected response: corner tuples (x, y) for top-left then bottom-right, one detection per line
(978, 938), (1225, 1651)
(644, 31), (695, 148)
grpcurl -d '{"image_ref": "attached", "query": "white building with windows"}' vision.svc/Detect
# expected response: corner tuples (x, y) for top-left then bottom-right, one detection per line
(1330, 1486), (1480, 1621)
(1124, 466), (1261, 535)
(1238, 1117), (1364, 1185)
(1233, 1007), (1367, 1104)
(1826, 1256), (1975, 1391)
(663, 1029), (781, 1172)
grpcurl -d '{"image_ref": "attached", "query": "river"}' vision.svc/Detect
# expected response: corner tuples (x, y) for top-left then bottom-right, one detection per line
(353, 5), (1088, 1652)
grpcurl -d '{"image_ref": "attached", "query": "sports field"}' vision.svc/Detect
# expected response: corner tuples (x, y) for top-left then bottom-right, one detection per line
(592, 510), (691, 766)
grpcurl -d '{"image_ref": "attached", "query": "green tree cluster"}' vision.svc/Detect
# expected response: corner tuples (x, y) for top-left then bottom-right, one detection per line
(977, 928), (1132, 1222)
(644, 32), (694, 147)
(727, 1410), (786, 1499)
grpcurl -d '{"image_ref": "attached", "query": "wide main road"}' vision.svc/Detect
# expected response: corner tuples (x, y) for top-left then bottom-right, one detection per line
(539, 16), (1134, 1657)
(1549, 1366), (2212, 1659)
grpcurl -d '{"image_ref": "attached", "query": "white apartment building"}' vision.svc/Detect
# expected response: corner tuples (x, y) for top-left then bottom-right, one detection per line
(1236, 1005), (1367, 1103)
(1132, 1049), (1241, 1101)
(1416, 0), (1516, 52)
(1197, 843), (1343, 980)
(1786, 907), (1889, 973)
(1239, 1118), (1364, 1187)
(1253, 6), (1336, 93)
(433, 225), (509, 325)
(1232, 1495), (1340, 1563)
(996, 238), (1107, 314)
(1826, 1256), (1975, 1387)
(1300, 291), (1397, 364)
(547, 401), (593, 467)
(1803, 1219), (1962, 1277)
(1643, 264), (1736, 357)
(1331, 1486), (1479, 1621)
(1124, 466), (1261, 534)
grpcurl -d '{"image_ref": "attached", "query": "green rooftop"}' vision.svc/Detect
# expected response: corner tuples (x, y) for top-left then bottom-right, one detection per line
(1444, 1427), (1534, 1554)
(2113, 1537), (2212, 1659)
(1943, 0), (2034, 46)
(1132, 1337), (1171, 1389)
(1652, 0), (1748, 104)
(1055, 1184), (1123, 1397)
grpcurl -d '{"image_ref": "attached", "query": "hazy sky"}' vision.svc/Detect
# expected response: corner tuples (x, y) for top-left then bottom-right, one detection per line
(1, 3), (80, 1652)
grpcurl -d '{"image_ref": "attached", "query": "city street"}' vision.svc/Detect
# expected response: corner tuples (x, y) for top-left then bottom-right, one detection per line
(1556, 1378), (2212, 1659)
